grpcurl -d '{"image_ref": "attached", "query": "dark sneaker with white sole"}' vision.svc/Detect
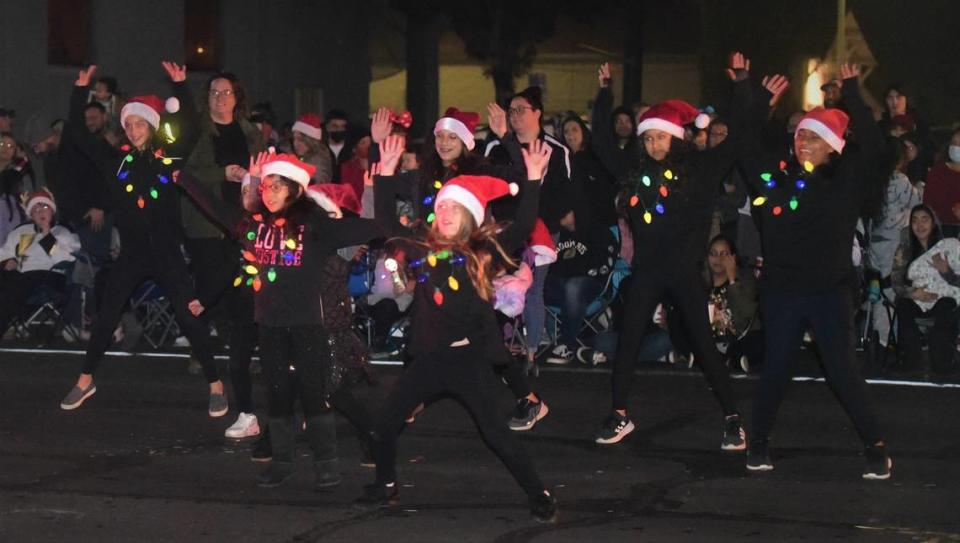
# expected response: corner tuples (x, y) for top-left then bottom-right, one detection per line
(60, 383), (97, 410)
(508, 399), (549, 431)
(595, 412), (635, 444)
(208, 392), (228, 418)
(862, 444), (892, 480)
(354, 482), (399, 509)
(746, 440), (774, 472)
(721, 414), (747, 451)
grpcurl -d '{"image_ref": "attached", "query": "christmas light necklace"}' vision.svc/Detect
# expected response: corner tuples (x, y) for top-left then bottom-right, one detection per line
(406, 249), (467, 306)
(233, 214), (300, 292)
(750, 160), (815, 216)
(628, 168), (677, 224)
(115, 123), (180, 209)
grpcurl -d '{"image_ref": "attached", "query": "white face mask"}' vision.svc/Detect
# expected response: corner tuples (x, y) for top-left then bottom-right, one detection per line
(950, 145), (960, 164)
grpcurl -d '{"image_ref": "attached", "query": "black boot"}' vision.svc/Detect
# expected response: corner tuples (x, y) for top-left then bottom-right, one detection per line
(306, 412), (341, 490)
(257, 417), (295, 488)
(250, 425), (272, 463)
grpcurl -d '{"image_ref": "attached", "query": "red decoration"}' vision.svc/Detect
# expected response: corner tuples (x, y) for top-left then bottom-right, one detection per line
(253, 277), (262, 292)
(659, 185), (669, 198)
(137, 196), (145, 209)
(629, 195), (639, 207)
(390, 110), (413, 129)
(433, 289), (444, 306)
(242, 250), (257, 262)
(772, 206), (783, 216)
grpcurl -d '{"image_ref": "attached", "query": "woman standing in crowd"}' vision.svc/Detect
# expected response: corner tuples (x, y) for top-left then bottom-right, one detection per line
(741, 63), (891, 479)
(183, 71), (266, 439)
(558, 113), (619, 228)
(595, 54), (776, 450)
(176, 151), (383, 489)
(357, 134), (557, 523)
(59, 63), (228, 415)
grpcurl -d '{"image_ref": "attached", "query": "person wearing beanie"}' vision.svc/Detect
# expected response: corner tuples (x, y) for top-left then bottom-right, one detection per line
(176, 150), (384, 490)
(292, 113), (334, 183)
(0, 188), (81, 337)
(356, 134), (557, 523)
(739, 63), (892, 480)
(59, 63), (230, 418)
(370, 105), (551, 430)
(595, 53), (780, 451)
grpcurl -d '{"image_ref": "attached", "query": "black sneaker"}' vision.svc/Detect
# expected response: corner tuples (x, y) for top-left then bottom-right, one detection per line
(314, 459), (342, 490)
(594, 412), (635, 445)
(359, 437), (376, 468)
(721, 414), (747, 451)
(507, 399), (550, 431)
(250, 433), (272, 463)
(862, 444), (892, 480)
(529, 489), (558, 523)
(354, 482), (399, 509)
(256, 461), (295, 488)
(746, 440), (774, 472)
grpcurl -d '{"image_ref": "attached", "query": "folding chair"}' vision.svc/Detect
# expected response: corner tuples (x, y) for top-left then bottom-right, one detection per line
(129, 281), (180, 349)
(11, 260), (79, 346)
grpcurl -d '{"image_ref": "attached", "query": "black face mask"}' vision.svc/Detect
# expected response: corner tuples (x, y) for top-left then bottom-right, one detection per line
(328, 130), (346, 143)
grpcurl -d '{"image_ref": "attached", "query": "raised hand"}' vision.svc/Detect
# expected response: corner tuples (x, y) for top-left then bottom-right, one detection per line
(188, 299), (205, 317)
(598, 62), (611, 88)
(248, 150), (272, 178)
(364, 162), (382, 186)
(761, 74), (790, 107)
(486, 103), (508, 139)
(521, 139), (553, 180)
(378, 135), (405, 176)
(161, 61), (187, 82)
(370, 107), (392, 144)
(839, 62), (860, 81)
(76, 64), (97, 87)
(725, 52), (751, 82)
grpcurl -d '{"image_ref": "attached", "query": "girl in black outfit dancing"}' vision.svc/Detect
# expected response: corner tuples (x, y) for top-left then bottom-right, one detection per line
(357, 135), (558, 523)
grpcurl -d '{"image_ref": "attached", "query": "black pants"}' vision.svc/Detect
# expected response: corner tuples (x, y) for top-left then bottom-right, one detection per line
(751, 287), (882, 445)
(259, 325), (331, 418)
(371, 345), (545, 497)
(896, 297), (959, 375)
(227, 286), (257, 413)
(0, 270), (66, 334)
(83, 254), (220, 383)
(185, 237), (237, 314)
(612, 270), (738, 414)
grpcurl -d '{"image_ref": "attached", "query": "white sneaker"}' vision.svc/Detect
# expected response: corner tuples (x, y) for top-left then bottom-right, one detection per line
(739, 355), (750, 373)
(576, 346), (608, 366)
(546, 344), (574, 365)
(225, 412), (260, 439)
(173, 336), (191, 348)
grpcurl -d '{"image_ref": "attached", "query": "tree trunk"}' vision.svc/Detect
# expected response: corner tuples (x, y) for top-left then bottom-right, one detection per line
(491, 63), (516, 107)
(405, 9), (440, 140)
(622, 0), (644, 107)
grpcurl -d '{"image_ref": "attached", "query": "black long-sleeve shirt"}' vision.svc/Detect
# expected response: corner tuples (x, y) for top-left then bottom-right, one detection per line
(374, 173), (540, 360)
(66, 82), (198, 265)
(741, 79), (884, 294)
(624, 79), (758, 275)
(177, 173), (383, 326)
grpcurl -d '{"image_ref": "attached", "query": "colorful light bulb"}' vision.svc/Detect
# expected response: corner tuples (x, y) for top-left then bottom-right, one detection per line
(655, 203), (664, 214)
(664, 169), (674, 180)
(760, 172), (772, 182)
(137, 196), (145, 209)
(423, 195), (434, 206)
(752, 196), (767, 206)
(789, 197), (799, 210)
(643, 211), (652, 224)
(641, 175), (652, 187)
(772, 206), (782, 216)
(150, 188), (159, 199)
(125, 184), (134, 193)
(245, 265), (259, 275)
(795, 180), (806, 190)
(448, 276), (459, 291)
(118, 171), (129, 180)
(629, 195), (639, 207)
(433, 289), (444, 305)
(267, 268), (277, 282)
(242, 250), (257, 262)
(803, 161), (814, 173)
(284, 239), (297, 249)
(659, 185), (668, 197)
(426, 212), (435, 223)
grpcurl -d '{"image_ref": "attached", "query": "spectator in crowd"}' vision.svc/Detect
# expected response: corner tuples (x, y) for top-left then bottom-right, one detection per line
(183, 71), (265, 437)
(591, 63), (639, 183)
(559, 114), (619, 227)
(703, 234), (762, 372)
(89, 76), (120, 129)
(250, 102), (281, 150)
(891, 204), (959, 378)
(0, 189), (80, 337)
(901, 132), (928, 186)
(324, 109), (352, 181)
(543, 209), (618, 364)
(708, 117), (748, 244)
(291, 113), (333, 183)
(0, 167), (25, 246)
(0, 132), (37, 195)
(0, 108), (14, 133)
(880, 85), (927, 140)
(339, 134), (371, 201)
(820, 79), (842, 108)
(921, 128), (960, 237)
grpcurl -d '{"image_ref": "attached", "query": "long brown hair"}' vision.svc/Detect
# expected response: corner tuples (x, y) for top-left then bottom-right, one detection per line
(405, 203), (516, 302)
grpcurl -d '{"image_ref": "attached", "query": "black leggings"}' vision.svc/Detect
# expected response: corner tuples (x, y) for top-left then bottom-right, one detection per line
(751, 287), (882, 445)
(82, 254), (220, 383)
(371, 345), (545, 497)
(226, 286), (257, 413)
(612, 271), (738, 414)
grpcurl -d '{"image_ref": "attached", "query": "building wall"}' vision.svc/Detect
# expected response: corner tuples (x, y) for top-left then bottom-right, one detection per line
(0, 0), (371, 143)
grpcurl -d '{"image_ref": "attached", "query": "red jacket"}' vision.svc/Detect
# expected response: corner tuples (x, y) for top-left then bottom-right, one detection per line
(923, 163), (960, 225)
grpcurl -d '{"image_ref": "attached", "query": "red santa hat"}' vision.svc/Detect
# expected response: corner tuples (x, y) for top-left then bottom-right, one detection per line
(292, 113), (323, 141)
(435, 174), (519, 227)
(434, 107), (480, 151)
(261, 153), (317, 189)
(527, 219), (557, 267)
(796, 107), (849, 153)
(307, 183), (363, 217)
(25, 188), (56, 216)
(120, 95), (176, 131)
(635, 99), (700, 139)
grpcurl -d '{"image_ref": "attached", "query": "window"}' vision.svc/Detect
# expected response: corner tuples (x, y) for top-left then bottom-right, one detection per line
(48, 0), (91, 66)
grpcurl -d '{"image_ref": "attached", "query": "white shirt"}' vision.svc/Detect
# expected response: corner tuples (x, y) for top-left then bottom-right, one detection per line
(0, 223), (80, 273)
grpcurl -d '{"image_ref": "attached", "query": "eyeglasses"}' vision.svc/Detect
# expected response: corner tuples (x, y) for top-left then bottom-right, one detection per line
(0, 141), (15, 149)
(708, 251), (731, 258)
(209, 89), (235, 99)
(507, 106), (533, 117)
(258, 181), (286, 194)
